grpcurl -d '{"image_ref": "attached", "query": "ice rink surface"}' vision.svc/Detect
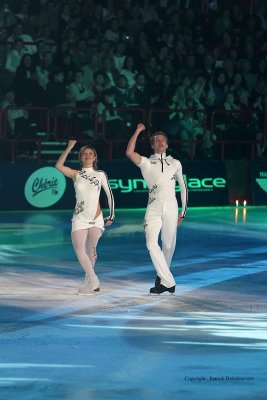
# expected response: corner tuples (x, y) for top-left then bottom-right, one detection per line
(0, 207), (267, 400)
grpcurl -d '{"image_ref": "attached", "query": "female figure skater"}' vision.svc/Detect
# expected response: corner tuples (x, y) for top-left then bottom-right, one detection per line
(56, 140), (115, 295)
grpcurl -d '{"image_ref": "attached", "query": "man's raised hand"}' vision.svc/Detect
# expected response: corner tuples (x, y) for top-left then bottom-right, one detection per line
(136, 123), (145, 134)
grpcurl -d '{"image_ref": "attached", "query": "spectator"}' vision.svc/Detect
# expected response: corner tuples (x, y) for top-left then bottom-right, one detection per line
(214, 9), (233, 38)
(203, 89), (217, 127)
(103, 18), (121, 42)
(175, 74), (192, 99)
(57, 51), (76, 84)
(201, 52), (215, 82)
(73, 39), (89, 69)
(68, 70), (95, 137)
(36, 50), (54, 90)
(215, 91), (242, 154)
(172, 40), (187, 70)
(7, 22), (37, 55)
(255, 59), (267, 81)
(210, 69), (229, 108)
(36, 25), (57, 53)
(82, 54), (100, 89)
(46, 68), (71, 108)
(0, 28), (8, 68)
(156, 73), (176, 107)
(178, 86), (205, 139)
(120, 55), (138, 88)
(129, 73), (152, 109)
(15, 2), (30, 24)
(112, 74), (131, 107)
(192, 74), (208, 101)
(143, 55), (161, 85)
(97, 88), (128, 139)
(0, 90), (33, 138)
(217, 32), (233, 60)
(97, 40), (114, 65)
(91, 70), (109, 104)
(231, 2), (245, 35)
(228, 72), (247, 96)
(58, 3), (72, 33)
(31, 40), (48, 68)
(223, 58), (236, 83)
(239, 58), (257, 92)
(62, 27), (78, 54)
(68, 70), (95, 107)
(177, 54), (200, 82)
(253, 94), (267, 159)
(100, 56), (120, 88)
(5, 38), (25, 74)
(46, 67), (76, 139)
(113, 41), (127, 72)
(14, 53), (42, 106)
(140, 0), (159, 23)
(0, 3), (16, 29)
(0, 90), (37, 156)
(36, 1), (59, 35)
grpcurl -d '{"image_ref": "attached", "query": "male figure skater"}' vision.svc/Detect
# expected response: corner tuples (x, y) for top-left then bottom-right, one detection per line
(126, 123), (188, 294)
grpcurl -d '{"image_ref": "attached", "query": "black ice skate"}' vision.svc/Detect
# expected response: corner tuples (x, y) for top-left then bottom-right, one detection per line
(155, 275), (161, 287)
(150, 284), (175, 294)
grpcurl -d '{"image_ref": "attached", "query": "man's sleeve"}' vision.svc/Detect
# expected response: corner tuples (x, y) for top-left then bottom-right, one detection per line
(137, 156), (148, 168)
(176, 161), (188, 217)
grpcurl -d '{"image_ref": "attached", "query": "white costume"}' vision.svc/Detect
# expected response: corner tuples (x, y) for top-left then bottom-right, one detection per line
(71, 167), (115, 293)
(138, 153), (187, 288)
(72, 167), (115, 232)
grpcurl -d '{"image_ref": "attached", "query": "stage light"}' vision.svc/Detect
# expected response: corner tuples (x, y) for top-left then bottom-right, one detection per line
(243, 200), (247, 207)
(235, 200), (239, 207)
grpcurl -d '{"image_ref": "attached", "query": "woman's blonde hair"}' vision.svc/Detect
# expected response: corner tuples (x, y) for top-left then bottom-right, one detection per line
(78, 145), (98, 169)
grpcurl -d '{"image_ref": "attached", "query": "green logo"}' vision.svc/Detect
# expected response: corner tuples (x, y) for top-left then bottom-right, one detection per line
(256, 178), (267, 193)
(109, 176), (226, 193)
(24, 167), (66, 208)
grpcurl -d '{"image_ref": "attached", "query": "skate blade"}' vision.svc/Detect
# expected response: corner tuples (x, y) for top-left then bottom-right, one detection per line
(77, 290), (100, 296)
(149, 292), (175, 296)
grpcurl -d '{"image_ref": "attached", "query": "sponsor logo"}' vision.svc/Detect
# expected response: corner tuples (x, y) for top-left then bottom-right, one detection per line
(109, 176), (227, 193)
(24, 167), (66, 208)
(256, 177), (267, 193)
(182, 176), (226, 192)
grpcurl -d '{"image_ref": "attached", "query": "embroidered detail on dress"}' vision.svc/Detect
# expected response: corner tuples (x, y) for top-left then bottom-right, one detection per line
(148, 184), (158, 205)
(89, 221), (95, 224)
(171, 174), (176, 180)
(148, 197), (156, 205)
(149, 184), (158, 194)
(74, 200), (84, 215)
(79, 170), (100, 188)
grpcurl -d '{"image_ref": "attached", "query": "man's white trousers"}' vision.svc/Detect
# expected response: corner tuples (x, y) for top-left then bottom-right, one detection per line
(144, 199), (178, 288)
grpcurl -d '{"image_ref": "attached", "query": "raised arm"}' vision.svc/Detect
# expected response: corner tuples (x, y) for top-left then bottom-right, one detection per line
(126, 123), (146, 165)
(55, 140), (78, 179)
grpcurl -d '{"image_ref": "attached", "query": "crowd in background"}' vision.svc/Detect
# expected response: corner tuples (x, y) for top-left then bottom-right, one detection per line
(0, 0), (267, 160)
